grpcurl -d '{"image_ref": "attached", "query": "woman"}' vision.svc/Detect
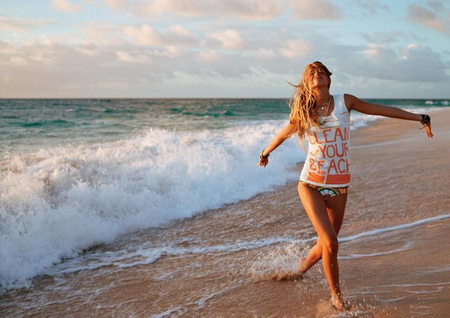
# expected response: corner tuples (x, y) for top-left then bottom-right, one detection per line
(258, 61), (433, 311)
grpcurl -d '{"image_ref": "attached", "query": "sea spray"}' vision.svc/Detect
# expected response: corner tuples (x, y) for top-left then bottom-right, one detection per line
(0, 122), (303, 288)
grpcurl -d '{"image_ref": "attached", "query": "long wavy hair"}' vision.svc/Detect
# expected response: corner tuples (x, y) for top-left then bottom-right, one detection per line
(288, 61), (332, 148)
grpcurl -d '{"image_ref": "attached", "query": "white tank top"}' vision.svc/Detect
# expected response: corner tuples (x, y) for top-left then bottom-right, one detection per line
(300, 94), (351, 187)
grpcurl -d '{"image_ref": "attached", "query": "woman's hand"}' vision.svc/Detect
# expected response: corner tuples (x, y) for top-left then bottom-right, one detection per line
(258, 156), (269, 167)
(256, 123), (297, 169)
(421, 114), (434, 138)
(258, 150), (269, 167)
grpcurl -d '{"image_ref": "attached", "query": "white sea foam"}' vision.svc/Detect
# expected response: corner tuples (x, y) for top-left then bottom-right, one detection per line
(339, 243), (413, 260)
(0, 121), (303, 288)
(47, 236), (304, 276)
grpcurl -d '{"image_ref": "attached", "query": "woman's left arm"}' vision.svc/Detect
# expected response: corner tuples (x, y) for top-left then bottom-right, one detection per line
(345, 94), (434, 138)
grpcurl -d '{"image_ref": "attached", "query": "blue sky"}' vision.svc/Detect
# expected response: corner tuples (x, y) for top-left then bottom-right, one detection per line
(1, 0), (449, 98)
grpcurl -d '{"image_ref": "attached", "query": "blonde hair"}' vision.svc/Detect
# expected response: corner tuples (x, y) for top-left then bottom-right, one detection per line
(289, 61), (332, 148)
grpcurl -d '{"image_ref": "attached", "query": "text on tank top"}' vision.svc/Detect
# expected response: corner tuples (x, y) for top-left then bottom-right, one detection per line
(300, 94), (351, 187)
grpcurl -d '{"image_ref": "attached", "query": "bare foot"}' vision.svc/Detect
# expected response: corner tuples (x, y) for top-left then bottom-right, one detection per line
(331, 295), (351, 311)
(269, 271), (303, 281)
(298, 257), (310, 273)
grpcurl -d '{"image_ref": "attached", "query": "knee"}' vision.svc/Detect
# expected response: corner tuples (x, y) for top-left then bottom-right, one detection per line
(322, 237), (339, 255)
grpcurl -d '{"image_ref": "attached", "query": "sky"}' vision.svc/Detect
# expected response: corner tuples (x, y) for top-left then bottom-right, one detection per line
(0, 0), (449, 98)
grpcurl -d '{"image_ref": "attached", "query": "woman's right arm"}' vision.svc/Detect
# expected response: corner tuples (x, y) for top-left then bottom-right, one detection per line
(258, 122), (297, 167)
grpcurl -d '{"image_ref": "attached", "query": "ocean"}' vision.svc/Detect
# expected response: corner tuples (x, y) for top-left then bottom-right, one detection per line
(0, 98), (448, 317)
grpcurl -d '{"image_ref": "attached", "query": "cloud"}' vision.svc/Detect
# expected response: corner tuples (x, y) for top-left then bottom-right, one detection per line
(399, 44), (449, 82)
(353, 43), (449, 83)
(208, 29), (244, 50)
(102, 0), (347, 21)
(76, 45), (98, 56)
(360, 31), (417, 44)
(82, 22), (128, 45)
(171, 25), (192, 37)
(155, 45), (181, 58)
(0, 16), (56, 32)
(123, 24), (199, 47)
(52, 0), (83, 13)
(355, 0), (390, 15)
(103, 0), (128, 10)
(199, 51), (222, 63)
(9, 56), (29, 66)
(124, 25), (164, 46)
(407, 3), (449, 34)
(279, 39), (311, 58)
(104, 0), (284, 20)
(116, 51), (151, 63)
(290, 0), (343, 20)
(250, 48), (278, 60)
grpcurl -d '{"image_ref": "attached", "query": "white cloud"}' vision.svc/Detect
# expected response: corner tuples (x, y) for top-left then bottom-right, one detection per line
(154, 45), (181, 58)
(290, 0), (342, 20)
(142, 0), (209, 17)
(279, 39), (311, 58)
(123, 24), (198, 47)
(124, 25), (163, 46)
(209, 29), (244, 50)
(199, 51), (222, 63)
(0, 16), (56, 32)
(251, 48), (277, 59)
(82, 22), (127, 45)
(407, 3), (449, 34)
(10, 56), (28, 65)
(76, 47), (98, 56)
(103, 0), (128, 10)
(0, 42), (18, 55)
(352, 43), (449, 83)
(171, 25), (192, 37)
(116, 51), (151, 63)
(51, 0), (82, 13)
(109, 0), (283, 20)
(363, 43), (390, 59)
(30, 52), (55, 64)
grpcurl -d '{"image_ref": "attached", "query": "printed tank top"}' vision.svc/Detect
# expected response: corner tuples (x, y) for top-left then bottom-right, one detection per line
(300, 94), (351, 187)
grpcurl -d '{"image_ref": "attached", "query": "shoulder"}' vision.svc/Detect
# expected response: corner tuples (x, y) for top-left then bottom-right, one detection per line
(333, 94), (352, 112)
(342, 94), (361, 111)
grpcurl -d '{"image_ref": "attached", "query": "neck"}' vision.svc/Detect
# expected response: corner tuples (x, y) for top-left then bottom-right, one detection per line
(314, 89), (331, 106)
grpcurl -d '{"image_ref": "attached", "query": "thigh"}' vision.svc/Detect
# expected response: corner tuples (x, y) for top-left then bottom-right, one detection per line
(325, 191), (348, 235)
(298, 182), (337, 240)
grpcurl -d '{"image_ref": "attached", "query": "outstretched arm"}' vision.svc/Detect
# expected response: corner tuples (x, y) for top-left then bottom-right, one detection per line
(345, 94), (434, 138)
(258, 122), (297, 167)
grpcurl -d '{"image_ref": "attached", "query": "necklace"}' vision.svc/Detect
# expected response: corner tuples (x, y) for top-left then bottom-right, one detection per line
(319, 95), (332, 111)
(318, 95), (332, 125)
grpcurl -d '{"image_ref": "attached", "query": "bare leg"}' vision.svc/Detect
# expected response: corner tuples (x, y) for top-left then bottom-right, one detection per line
(297, 182), (347, 310)
(299, 190), (347, 273)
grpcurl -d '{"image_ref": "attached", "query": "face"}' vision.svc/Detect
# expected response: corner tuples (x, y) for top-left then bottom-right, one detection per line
(308, 67), (330, 89)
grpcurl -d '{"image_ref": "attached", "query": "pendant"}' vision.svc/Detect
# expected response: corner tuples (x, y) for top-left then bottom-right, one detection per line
(319, 116), (326, 125)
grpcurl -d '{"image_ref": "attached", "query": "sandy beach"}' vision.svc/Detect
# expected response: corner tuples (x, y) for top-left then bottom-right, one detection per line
(1, 108), (450, 318)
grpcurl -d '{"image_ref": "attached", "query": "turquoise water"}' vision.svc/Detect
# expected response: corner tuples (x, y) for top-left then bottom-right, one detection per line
(0, 99), (289, 155)
(1, 98), (446, 155)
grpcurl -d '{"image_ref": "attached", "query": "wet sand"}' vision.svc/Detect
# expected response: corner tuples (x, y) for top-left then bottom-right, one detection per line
(1, 109), (450, 317)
